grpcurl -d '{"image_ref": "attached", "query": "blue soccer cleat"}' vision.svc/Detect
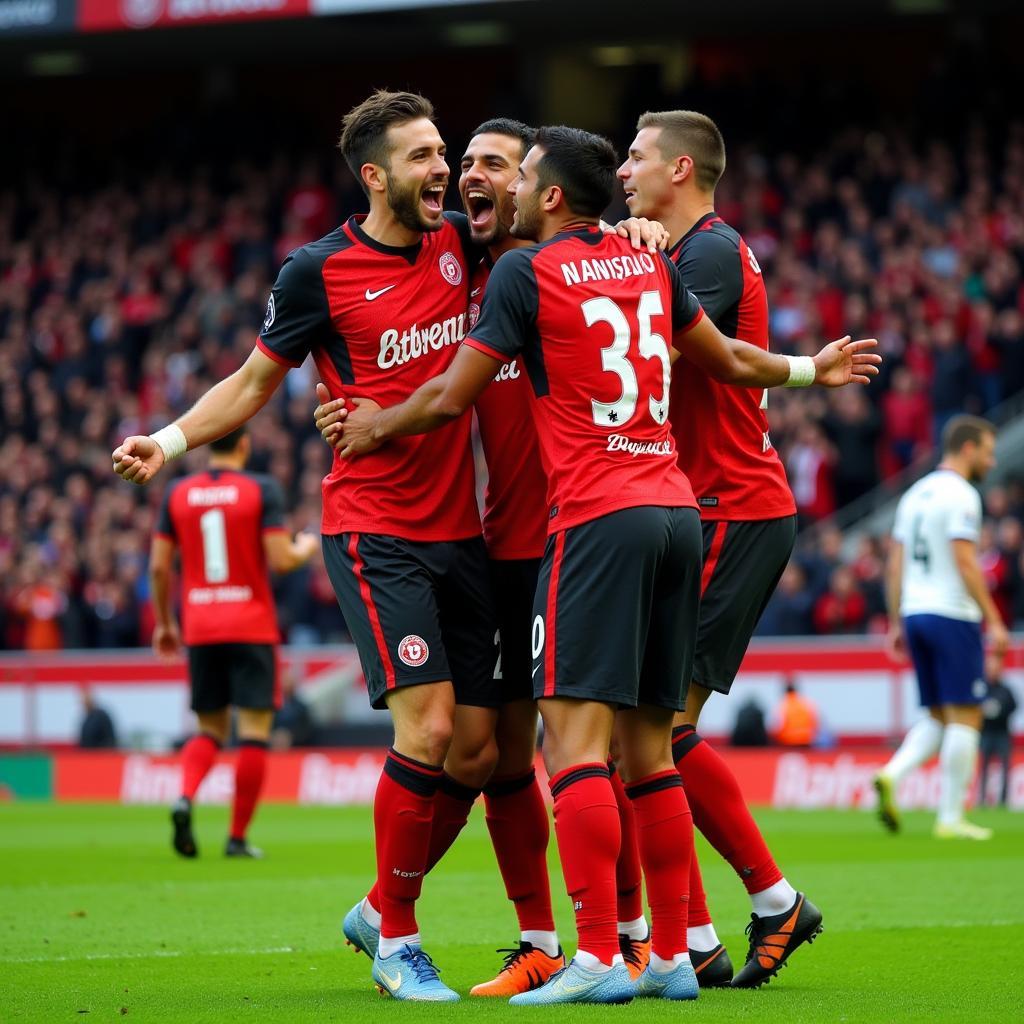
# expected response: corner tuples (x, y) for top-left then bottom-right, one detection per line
(634, 959), (699, 1000)
(372, 944), (460, 1002)
(508, 958), (634, 1006)
(341, 899), (380, 959)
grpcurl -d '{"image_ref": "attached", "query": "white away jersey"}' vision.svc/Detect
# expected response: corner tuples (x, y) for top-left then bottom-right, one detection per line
(892, 468), (983, 622)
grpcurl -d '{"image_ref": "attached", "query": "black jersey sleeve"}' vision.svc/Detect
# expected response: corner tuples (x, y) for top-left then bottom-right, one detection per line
(258, 247), (332, 367)
(660, 253), (705, 333)
(155, 483), (177, 541)
(256, 475), (287, 531)
(465, 248), (539, 360)
(676, 229), (743, 325)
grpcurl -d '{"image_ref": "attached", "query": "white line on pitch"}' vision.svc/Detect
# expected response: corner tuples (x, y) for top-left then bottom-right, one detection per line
(2, 945), (298, 965)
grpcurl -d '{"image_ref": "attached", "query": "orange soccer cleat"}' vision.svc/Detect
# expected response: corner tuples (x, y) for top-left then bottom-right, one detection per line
(618, 929), (652, 980)
(469, 942), (566, 997)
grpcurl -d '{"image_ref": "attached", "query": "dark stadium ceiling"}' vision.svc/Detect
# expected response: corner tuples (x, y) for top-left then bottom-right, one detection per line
(1, 0), (1022, 73)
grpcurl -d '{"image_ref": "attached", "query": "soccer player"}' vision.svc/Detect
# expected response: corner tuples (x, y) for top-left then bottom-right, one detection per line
(331, 118), (566, 997)
(617, 110), (824, 988)
(331, 126), (879, 1004)
(876, 415), (1007, 840)
(115, 90), (501, 1003)
(149, 426), (317, 858)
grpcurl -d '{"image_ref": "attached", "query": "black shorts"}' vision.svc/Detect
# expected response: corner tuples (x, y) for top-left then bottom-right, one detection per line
(693, 515), (797, 694)
(188, 643), (279, 712)
(323, 532), (498, 710)
(490, 557), (542, 704)
(531, 506), (702, 710)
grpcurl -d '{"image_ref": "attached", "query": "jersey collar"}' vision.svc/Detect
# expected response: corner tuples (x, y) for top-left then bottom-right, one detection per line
(669, 211), (722, 258)
(345, 214), (423, 264)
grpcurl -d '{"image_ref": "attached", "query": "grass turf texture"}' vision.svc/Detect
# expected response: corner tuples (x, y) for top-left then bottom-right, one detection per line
(2, 803), (1022, 1022)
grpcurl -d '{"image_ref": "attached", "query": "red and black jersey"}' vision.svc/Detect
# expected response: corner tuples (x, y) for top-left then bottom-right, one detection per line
(156, 469), (286, 646)
(670, 213), (796, 521)
(258, 213), (482, 542)
(465, 227), (703, 533)
(470, 259), (549, 560)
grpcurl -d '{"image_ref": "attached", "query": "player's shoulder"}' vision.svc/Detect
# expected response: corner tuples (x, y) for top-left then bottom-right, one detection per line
(676, 216), (741, 263)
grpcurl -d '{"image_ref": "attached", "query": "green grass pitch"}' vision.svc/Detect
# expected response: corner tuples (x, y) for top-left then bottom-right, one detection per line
(2, 802), (1022, 1022)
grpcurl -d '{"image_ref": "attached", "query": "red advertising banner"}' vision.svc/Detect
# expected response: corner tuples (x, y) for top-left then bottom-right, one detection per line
(77, 0), (311, 33)
(49, 747), (1024, 810)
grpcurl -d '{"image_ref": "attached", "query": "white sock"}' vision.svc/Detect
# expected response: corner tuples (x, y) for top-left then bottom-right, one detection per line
(937, 723), (980, 827)
(750, 878), (798, 917)
(378, 932), (420, 958)
(521, 930), (560, 958)
(881, 716), (943, 784)
(687, 924), (720, 951)
(649, 951), (690, 973)
(617, 916), (648, 940)
(360, 897), (381, 929)
(574, 950), (623, 973)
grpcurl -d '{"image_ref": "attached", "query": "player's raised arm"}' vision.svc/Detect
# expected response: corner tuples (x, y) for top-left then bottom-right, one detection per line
(336, 344), (502, 458)
(111, 347), (289, 486)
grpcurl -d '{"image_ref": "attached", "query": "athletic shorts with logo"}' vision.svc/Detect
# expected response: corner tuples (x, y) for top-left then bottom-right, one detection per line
(904, 613), (986, 707)
(188, 643), (280, 712)
(694, 515), (797, 694)
(489, 557), (542, 703)
(531, 506), (702, 710)
(323, 533), (498, 710)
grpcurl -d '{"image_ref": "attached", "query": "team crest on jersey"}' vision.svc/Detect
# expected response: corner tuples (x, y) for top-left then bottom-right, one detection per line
(263, 294), (276, 331)
(468, 302), (481, 329)
(398, 635), (429, 667)
(439, 252), (463, 286)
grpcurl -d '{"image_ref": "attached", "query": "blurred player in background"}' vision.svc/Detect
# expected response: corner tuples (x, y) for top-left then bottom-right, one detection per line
(150, 426), (317, 858)
(331, 126), (878, 1004)
(877, 415), (1007, 840)
(618, 109), (822, 989)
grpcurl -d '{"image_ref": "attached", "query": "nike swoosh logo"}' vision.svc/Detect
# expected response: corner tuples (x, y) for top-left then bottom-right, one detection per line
(365, 285), (396, 301)
(470, 287), (482, 296)
(379, 969), (402, 991)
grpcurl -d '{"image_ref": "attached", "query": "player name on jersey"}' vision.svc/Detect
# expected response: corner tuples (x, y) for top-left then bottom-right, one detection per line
(560, 252), (658, 287)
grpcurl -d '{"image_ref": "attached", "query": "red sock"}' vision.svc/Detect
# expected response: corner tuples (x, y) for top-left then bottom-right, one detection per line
(625, 771), (692, 960)
(374, 748), (442, 938)
(483, 769), (555, 932)
(673, 726), (782, 894)
(424, 774), (480, 873)
(688, 852), (712, 928)
(180, 733), (219, 801)
(609, 762), (644, 923)
(550, 762), (620, 965)
(230, 740), (267, 841)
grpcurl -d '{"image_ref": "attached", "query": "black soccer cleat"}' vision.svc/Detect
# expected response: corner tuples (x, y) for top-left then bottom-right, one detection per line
(730, 892), (823, 989)
(691, 943), (733, 988)
(225, 837), (265, 859)
(171, 797), (197, 858)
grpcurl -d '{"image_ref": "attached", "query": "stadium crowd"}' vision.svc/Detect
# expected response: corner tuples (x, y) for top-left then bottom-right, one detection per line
(3, 121), (1024, 649)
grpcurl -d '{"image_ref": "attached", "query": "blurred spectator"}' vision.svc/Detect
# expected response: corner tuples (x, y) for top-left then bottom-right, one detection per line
(78, 689), (117, 749)
(979, 677), (1017, 807)
(730, 697), (769, 747)
(773, 680), (820, 747)
(823, 389), (881, 508)
(786, 423), (835, 526)
(813, 566), (869, 635)
(756, 563), (815, 636)
(880, 367), (931, 477)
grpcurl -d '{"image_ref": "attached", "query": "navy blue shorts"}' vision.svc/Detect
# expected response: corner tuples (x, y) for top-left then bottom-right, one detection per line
(903, 613), (986, 708)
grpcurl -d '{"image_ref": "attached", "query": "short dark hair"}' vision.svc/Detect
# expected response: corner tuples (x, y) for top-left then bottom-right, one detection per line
(533, 125), (618, 218)
(942, 414), (995, 455)
(471, 118), (536, 160)
(209, 426), (247, 453)
(635, 110), (726, 192)
(338, 90), (435, 196)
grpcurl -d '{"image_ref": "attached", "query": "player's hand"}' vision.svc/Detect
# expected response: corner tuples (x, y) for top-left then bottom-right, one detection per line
(293, 531), (320, 564)
(613, 217), (670, 253)
(886, 623), (906, 662)
(153, 622), (182, 661)
(112, 435), (166, 486)
(338, 397), (384, 459)
(984, 648), (1005, 681)
(987, 619), (1010, 659)
(314, 382), (347, 450)
(811, 336), (881, 387)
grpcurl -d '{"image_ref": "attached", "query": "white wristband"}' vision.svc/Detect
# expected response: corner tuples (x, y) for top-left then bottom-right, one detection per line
(150, 424), (188, 462)
(783, 355), (816, 388)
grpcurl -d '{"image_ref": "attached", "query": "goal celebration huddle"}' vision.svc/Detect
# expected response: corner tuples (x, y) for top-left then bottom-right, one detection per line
(112, 89), (881, 1004)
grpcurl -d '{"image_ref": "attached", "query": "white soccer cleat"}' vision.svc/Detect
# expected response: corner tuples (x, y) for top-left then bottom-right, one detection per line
(933, 820), (993, 841)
